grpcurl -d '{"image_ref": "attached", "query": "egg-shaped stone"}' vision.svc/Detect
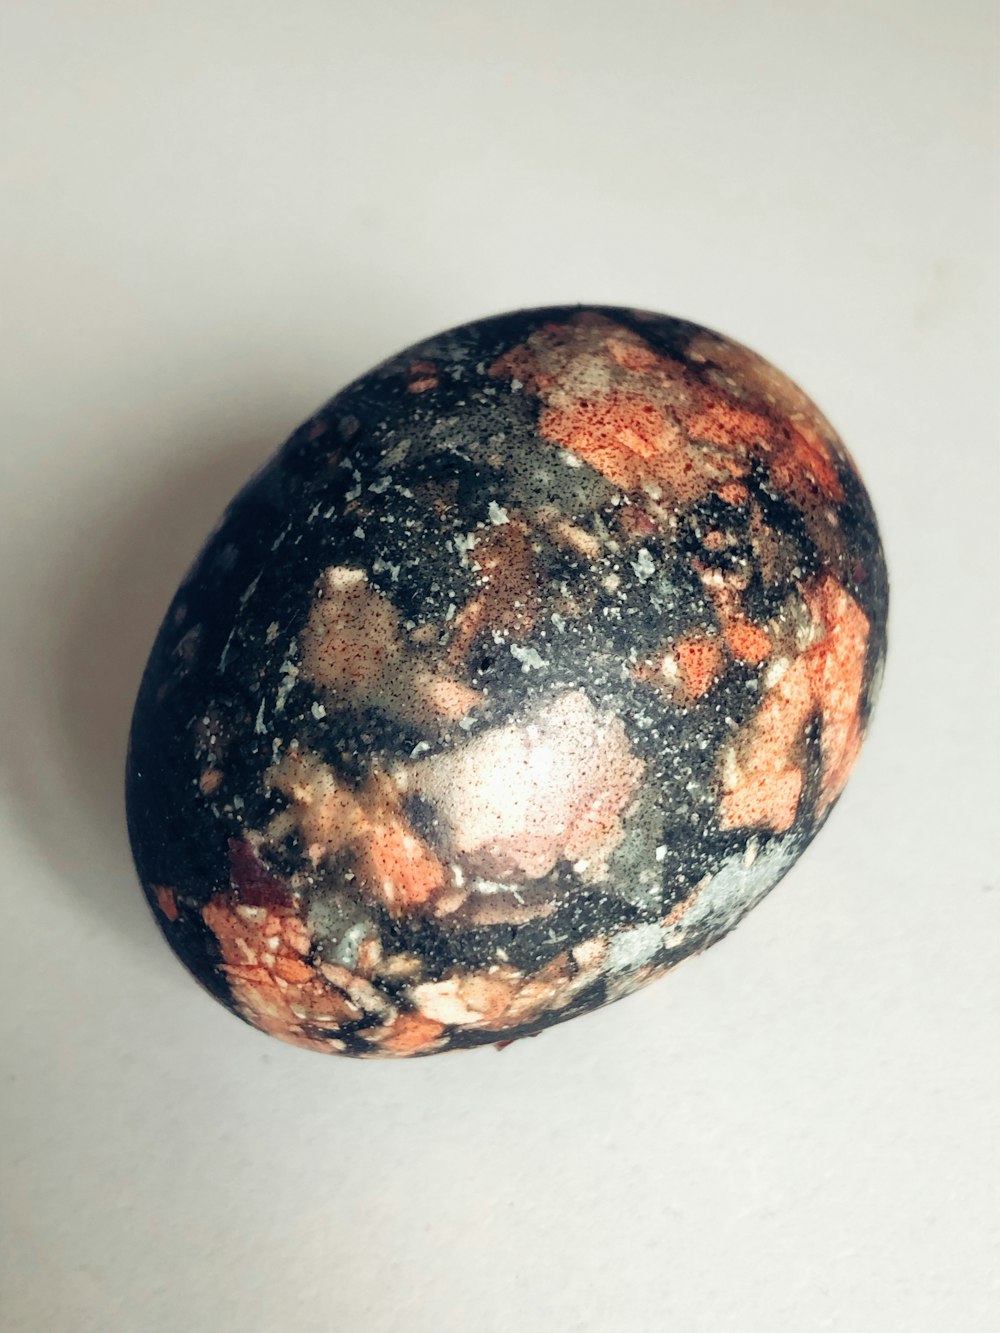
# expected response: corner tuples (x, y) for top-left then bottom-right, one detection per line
(126, 306), (887, 1057)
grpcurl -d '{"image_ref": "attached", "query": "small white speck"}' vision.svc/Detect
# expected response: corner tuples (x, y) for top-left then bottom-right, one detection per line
(353, 526), (365, 540)
(655, 845), (667, 862)
(369, 476), (391, 494)
(311, 701), (327, 720)
(239, 572), (262, 606)
(218, 624), (238, 671)
(488, 501), (509, 525)
(410, 741), (431, 759)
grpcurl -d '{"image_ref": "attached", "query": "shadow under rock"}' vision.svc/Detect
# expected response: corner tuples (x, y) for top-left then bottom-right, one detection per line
(3, 410), (304, 954)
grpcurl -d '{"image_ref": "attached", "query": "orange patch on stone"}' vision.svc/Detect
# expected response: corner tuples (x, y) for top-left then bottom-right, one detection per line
(719, 657), (813, 833)
(539, 392), (687, 494)
(268, 749), (447, 915)
(448, 518), (541, 663)
(719, 575), (869, 832)
(802, 574), (869, 813)
(300, 567), (401, 696)
(406, 359), (439, 392)
(371, 1010), (446, 1055)
(202, 895), (369, 1052)
(605, 336), (662, 373)
(778, 424), (844, 503)
(362, 818), (447, 912)
(272, 955), (314, 985)
(300, 566), (482, 731)
(154, 885), (179, 922)
(718, 481), (750, 506)
(675, 636), (724, 699)
(726, 620), (772, 664)
(681, 402), (772, 449)
(489, 314), (846, 540)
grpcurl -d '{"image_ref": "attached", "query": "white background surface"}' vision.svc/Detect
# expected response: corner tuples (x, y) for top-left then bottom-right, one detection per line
(1, 4), (997, 1331)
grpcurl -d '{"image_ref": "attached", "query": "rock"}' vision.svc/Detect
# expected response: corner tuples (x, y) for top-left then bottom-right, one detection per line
(126, 305), (888, 1057)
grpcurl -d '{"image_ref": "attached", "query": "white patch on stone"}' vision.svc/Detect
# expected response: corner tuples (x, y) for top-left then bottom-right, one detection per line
(274, 658), (299, 714)
(510, 643), (546, 671)
(631, 548), (656, 583)
(665, 837), (800, 951)
(411, 979), (484, 1026)
(239, 571), (262, 606)
(763, 656), (791, 688)
(380, 438), (410, 468)
(604, 923), (665, 975)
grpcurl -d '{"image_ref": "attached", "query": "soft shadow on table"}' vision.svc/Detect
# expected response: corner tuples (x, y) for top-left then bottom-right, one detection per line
(1, 401), (326, 956)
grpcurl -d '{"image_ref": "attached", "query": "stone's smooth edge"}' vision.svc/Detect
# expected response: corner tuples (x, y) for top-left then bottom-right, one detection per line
(126, 305), (888, 1057)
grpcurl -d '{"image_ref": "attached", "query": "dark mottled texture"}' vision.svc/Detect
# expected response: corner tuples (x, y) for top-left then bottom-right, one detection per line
(127, 306), (888, 1056)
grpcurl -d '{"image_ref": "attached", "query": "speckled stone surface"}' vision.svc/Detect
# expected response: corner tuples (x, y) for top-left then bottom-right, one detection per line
(126, 306), (888, 1057)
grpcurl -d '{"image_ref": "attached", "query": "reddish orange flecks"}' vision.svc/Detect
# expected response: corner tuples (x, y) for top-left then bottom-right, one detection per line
(371, 1011), (447, 1055)
(726, 621), (772, 665)
(720, 574), (870, 832)
(154, 884), (179, 922)
(802, 573), (870, 813)
(362, 820), (447, 912)
(675, 636), (724, 699)
(539, 391), (702, 499)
